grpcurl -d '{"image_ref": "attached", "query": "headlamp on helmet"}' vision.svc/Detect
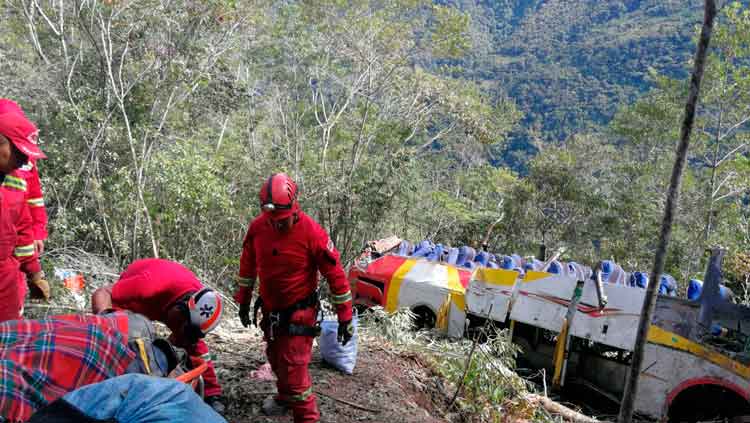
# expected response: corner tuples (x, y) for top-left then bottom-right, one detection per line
(259, 173), (298, 218)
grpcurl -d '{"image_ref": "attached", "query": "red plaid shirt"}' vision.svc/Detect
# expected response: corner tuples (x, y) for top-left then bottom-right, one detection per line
(0, 313), (134, 422)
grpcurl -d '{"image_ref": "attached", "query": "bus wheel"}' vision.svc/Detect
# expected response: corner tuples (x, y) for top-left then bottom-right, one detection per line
(411, 306), (436, 330)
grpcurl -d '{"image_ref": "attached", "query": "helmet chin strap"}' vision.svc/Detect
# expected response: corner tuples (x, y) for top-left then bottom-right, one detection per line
(270, 209), (299, 231)
(171, 299), (202, 345)
(183, 322), (203, 344)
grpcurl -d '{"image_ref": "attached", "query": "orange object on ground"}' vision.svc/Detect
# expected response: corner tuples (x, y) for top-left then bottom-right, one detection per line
(63, 274), (85, 292)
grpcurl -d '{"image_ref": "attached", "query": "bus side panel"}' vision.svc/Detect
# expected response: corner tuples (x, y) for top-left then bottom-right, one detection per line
(509, 273), (577, 333)
(569, 283), (645, 351)
(465, 268), (519, 323)
(635, 341), (750, 419)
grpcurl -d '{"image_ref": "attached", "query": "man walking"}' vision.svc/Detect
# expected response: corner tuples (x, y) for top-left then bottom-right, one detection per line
(234, 173), (353, 423)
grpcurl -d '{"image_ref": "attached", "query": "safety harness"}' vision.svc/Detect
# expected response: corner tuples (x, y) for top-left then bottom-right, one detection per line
(254, 290), (321, 340)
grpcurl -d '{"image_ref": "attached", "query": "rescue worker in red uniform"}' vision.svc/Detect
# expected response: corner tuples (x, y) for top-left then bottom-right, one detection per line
(90, 258), (226, 414)
(234, 173), (354, 423)
(3, 165), (48, 310)
(0, 99), (51, 306)
(0, 109), (46, 322)
(0, 100), (49, 251)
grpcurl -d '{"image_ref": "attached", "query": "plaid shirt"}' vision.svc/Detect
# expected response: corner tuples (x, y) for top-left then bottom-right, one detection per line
(0, 313), (135, 422)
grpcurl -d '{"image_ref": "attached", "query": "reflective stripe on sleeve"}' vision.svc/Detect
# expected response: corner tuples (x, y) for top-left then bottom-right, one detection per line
(27, 197), (44, 207)
(14, 244), (34, 257)
(235, 276), (254, 287)
(330, 290), (352, 305)
(2, 175), (26, 191)
(291, 386), (313, 402)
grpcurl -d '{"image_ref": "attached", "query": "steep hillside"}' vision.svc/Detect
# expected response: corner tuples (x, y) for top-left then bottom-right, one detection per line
(447, 0), (701, 165)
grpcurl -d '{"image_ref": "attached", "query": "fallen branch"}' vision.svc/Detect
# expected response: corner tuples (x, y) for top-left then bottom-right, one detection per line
(526, 394), (609, 423)
(315, 389), (380, 413)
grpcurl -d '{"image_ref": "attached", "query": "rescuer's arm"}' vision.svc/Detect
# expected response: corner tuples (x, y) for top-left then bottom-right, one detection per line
(14, 200), (48, 299)
(235, 226), (257, 327)
(311, 224), (353, 344)
(26, 163), (48, 251)
(91, 284), (114, 314)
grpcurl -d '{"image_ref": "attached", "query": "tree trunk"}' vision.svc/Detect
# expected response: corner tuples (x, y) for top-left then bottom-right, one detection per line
(703, 104), (722, 248)
(617, 1), (717, 422)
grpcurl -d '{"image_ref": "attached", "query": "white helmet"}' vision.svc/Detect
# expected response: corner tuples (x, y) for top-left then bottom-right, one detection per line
(187, 288), (223, 336)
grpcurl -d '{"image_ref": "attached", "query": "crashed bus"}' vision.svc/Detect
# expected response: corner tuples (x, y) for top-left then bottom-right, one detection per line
(348, 238), (750, 422)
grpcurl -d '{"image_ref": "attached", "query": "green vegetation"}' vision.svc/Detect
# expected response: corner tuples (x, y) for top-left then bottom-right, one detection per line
(1, 0), (748, 298)
(359, 307), (540, 422)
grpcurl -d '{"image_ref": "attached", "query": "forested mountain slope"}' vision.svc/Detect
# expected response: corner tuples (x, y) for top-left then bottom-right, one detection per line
(449, 0), (701, 163)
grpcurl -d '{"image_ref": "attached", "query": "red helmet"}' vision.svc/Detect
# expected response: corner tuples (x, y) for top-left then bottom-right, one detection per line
(259, 173), (298, 219)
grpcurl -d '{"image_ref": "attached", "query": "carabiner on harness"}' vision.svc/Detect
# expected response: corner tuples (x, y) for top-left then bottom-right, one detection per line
(268, 311), (280, 341)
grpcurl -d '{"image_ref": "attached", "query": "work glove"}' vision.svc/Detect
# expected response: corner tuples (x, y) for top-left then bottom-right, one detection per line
(239, 302), (252, 328)
(205, 396), (226, 415)
(29, 272), (50, 301)
(337, 319), (354, 346)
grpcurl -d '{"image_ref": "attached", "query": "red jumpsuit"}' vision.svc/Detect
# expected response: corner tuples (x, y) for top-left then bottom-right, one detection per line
(236, 211), (353, 423)
(3, 166), (43, 308)
(0, 174), (40, 321)
(19, 161), (47, 241)
(109, 258), (222, 397)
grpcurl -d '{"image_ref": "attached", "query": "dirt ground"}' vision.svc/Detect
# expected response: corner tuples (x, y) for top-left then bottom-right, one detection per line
(209, 318), (453, 423)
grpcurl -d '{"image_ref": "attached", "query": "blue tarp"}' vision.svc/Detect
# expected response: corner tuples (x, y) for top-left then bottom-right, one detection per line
(523, 258), (543, 272)
(412, 240), (433, 258)
(628, 272), (648, 289)
(457, 246), (476, 267)
(688, 279), (703, 301)
(600, 260), (615, 282)
(567, 261), (581, 276)
(547, 260), (563, 274)
(397, 240), (414, 256)
(500, 255), (514, 270)
(659, 275), (677, 297)
(447, 248), (459, 265)
(475, 251), (490, 267)
(687, 279), (732, 301)
(426, 244), (444, 262)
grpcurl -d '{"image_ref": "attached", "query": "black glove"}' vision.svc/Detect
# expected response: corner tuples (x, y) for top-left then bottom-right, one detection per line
(337, 319), (354, 346)
(205, 396), (226, 415)
(239, 303), (251, 328)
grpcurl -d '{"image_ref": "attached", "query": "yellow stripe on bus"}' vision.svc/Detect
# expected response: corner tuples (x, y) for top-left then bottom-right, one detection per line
(473, 267), (518, 286)
(446, 266), (466, 311)
(385, 259), (418, 313)
(648, 325), (750, 379)
(523, 270), (552, 283)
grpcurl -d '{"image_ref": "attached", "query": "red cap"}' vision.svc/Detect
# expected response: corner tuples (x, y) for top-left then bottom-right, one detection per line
(0, 112), (46, 160)
(0, 99), (25, 116)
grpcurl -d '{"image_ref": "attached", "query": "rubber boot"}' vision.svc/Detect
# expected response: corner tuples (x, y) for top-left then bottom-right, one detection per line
(261, 396), (289, 416)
